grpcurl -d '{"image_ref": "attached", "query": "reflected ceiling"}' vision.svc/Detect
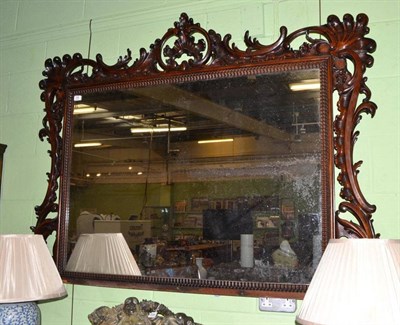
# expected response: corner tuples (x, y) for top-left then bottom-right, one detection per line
(72, 69), (321, 180)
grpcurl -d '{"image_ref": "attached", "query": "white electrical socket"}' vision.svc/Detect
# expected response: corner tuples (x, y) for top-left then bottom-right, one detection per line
(259, 297), (297, 313)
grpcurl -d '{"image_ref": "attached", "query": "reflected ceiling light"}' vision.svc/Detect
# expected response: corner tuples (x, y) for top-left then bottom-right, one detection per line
(198, 138), (234, 144)
(137, 171), (143, 175)
(289, 79), (320, 91)
(73, 104), (107, 115)
(96, 173), (101, 177)
(74, 142), (102, 148)
(85, 173), (90, 177)
(130, 126), (187, 133)
(118, 115), (142, 120)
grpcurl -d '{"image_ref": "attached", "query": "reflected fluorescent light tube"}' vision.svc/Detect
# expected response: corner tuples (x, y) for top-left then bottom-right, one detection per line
(118, 115), (142, 120)
(198, 138), (234, 144)
(74, 142), (102, 148)
(289, 79), (320, 91)
(73, 104), (107, 115)
(130, 127), (187, 133)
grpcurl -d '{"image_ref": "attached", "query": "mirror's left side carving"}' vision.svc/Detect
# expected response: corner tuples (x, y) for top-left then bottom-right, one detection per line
(31, 79), (65, 251)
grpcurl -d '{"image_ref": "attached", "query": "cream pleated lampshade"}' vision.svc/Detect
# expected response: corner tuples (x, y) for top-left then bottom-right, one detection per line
(66, 233), (141, 275)
(0, 234), (67, 303)
(296, 239), (400, 325)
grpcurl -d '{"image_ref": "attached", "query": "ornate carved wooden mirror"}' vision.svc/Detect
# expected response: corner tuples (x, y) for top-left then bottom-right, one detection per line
(33, 13), (377, 298)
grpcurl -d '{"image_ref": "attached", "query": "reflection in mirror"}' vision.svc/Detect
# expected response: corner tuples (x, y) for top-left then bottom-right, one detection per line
(68, 67), (324, 284)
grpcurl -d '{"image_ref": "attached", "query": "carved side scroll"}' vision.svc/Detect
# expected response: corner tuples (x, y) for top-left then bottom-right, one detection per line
(34, 13), (377, 265)
(284, 14), (378, 238)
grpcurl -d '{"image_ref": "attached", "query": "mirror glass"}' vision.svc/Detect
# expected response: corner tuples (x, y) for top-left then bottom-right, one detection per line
(66, 65), (327, 284)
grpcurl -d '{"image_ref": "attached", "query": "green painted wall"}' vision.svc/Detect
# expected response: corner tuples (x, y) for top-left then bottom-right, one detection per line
(70, 183), (165, 226)
(1, 1), (399, 324)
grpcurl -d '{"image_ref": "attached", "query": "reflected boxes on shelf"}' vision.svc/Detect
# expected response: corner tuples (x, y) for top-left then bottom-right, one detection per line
(94, 220), (152, 249)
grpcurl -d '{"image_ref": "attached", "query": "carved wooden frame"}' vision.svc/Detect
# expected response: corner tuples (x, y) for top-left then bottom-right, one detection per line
(33, 13), (378, 298)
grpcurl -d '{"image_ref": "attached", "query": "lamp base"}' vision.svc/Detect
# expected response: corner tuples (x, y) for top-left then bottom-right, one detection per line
(0, 302), (41, 325)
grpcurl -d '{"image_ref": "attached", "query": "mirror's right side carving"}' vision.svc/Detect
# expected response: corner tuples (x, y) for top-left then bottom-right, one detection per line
(323, 15), (378, 238)
(287, 14), (379, 239)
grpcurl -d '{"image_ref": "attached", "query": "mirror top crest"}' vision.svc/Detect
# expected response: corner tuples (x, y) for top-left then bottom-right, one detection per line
(39, 12), (375, 83)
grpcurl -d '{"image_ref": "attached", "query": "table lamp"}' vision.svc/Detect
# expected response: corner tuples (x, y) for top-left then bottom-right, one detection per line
(0, 234), (67, 325)
(296, 239), (400, 325)
(66, 233), (141, 275)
